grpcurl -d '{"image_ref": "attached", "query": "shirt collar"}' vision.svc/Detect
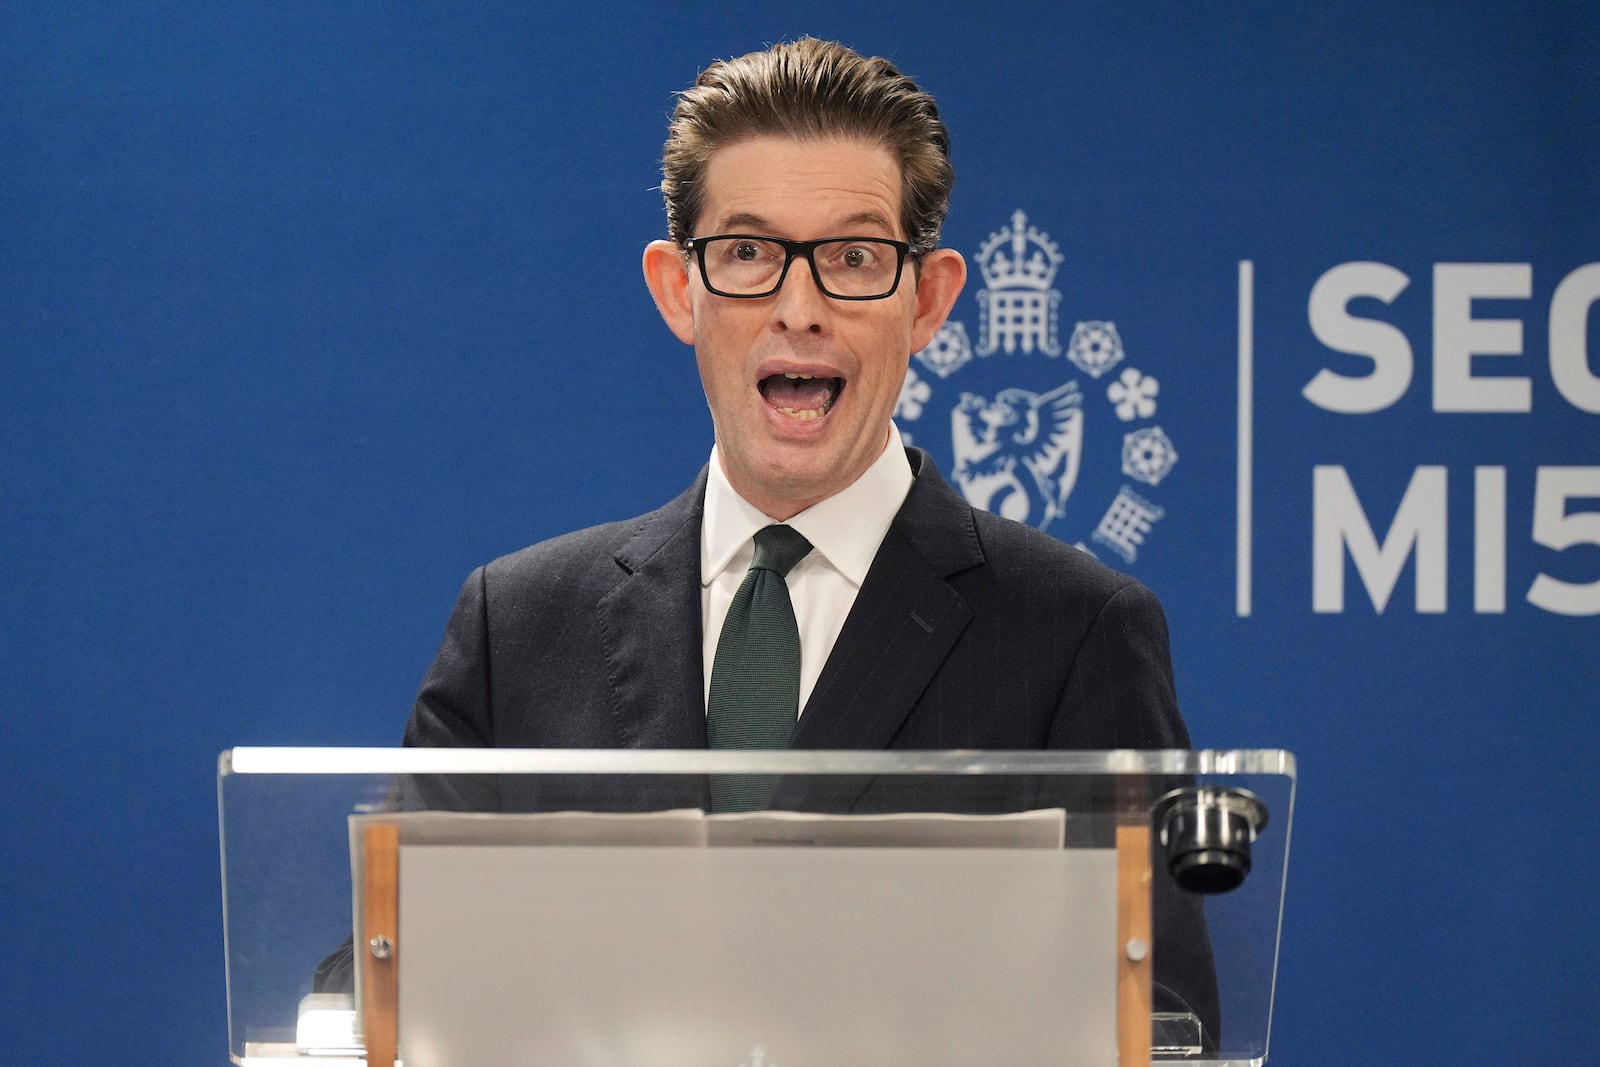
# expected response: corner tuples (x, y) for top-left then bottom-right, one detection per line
(701, 424), (915, 587)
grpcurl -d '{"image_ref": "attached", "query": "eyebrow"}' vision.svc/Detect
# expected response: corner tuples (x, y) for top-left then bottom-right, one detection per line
(714, 210), (898, 237)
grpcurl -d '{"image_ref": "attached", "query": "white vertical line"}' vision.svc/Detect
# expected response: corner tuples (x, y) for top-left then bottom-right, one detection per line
(1237, 261), (1254, 618)
(1474, 465), (1507, 613)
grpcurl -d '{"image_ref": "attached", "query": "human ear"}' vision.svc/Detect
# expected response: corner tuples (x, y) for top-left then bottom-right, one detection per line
(908, 248), (967, 353)
(642, 240), (696, 345)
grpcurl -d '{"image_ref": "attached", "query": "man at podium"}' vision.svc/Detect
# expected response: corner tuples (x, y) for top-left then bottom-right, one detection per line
(376, 36), (1216, 1035)
(409, 38), (1190, 797)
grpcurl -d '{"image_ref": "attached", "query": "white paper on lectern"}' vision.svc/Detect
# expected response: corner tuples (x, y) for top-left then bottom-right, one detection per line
(706, 806), (1067, 848)
(346, 806), (1066, 996)
(345, 808), (1114, 1067)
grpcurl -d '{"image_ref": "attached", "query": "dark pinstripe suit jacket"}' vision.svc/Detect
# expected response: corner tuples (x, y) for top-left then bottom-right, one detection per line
(398, 446), (1217, 1033)
(405, 447), (1188, 757)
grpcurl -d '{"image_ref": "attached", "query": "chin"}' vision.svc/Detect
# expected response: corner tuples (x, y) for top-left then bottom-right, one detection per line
(748, 460), (835, 512)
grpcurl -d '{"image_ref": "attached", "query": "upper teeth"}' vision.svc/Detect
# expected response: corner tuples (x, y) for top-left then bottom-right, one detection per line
(783, 372), (815, 380)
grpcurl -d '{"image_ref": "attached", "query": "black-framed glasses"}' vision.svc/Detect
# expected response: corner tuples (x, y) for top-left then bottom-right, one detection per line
(683, 234), (925, 300)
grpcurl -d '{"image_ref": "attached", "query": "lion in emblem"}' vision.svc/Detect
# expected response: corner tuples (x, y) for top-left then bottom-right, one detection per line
(951, 381), (1084, 530)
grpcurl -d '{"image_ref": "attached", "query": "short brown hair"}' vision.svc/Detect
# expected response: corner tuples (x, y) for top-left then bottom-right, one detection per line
(659, 38), (954, 249)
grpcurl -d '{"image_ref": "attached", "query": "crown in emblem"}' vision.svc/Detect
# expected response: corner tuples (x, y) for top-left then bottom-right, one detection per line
(976, 209), (1064, 291)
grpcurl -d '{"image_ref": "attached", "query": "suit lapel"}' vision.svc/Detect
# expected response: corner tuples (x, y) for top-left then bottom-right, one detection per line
(789, 450), (984, 751)
(598, 471), (710, 753)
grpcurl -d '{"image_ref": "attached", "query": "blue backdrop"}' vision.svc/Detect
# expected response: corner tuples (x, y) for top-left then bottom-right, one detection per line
(4, 3), (1596, 1063)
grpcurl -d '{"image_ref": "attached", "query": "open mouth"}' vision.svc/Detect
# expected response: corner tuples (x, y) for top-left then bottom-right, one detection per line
(758, 372), (844, 421)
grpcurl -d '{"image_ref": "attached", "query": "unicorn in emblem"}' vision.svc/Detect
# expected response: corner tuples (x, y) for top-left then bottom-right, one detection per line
(951, 381), (1084, 530)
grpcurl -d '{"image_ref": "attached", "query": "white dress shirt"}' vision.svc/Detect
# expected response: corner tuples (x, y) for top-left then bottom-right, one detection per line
(700, 425), (915, 716)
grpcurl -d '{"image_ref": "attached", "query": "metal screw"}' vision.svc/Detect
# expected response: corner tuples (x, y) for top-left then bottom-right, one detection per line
(369, 936), (393, 960)
(1124, 938), (1148, 962)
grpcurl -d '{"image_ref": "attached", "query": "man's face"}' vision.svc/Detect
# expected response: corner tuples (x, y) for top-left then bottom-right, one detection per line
(644, 135), (965, 520)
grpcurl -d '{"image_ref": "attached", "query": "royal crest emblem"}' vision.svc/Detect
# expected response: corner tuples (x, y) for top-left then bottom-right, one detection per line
(903, 209), (1182, 565)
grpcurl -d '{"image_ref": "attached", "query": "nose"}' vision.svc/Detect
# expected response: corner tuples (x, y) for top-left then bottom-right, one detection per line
(771, 254), (829, 334)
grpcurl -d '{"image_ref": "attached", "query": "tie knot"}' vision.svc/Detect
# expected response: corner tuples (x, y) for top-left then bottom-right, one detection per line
(751, 524), (813, 577)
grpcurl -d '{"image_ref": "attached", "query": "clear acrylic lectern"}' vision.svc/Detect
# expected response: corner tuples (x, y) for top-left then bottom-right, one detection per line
(219, 748), (1293, 1066)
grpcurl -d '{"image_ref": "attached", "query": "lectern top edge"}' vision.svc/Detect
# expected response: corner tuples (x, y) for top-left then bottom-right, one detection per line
(221, 746), (1295, 777)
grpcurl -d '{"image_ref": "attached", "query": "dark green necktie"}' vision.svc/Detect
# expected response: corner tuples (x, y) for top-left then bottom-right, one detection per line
(706, 524), (813, 812)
